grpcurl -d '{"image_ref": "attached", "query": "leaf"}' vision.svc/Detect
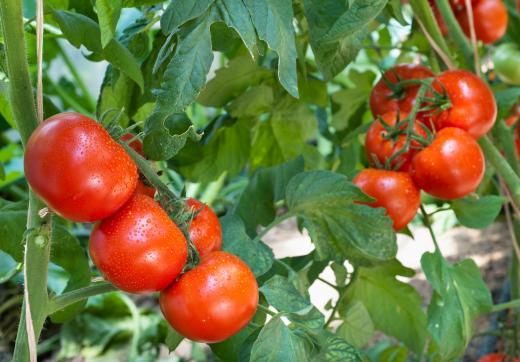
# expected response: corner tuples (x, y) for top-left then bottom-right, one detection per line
(154, 12), (213, 115)
(260, 275), (312, 313)
(0, 199), (27, 262)
(164, 327), (183, 352)
(421, 252), (492, 361)
(452, 195), (505, 229)
(303, 0), (388, 79)
(312, 331), (364, 362)
(493, 87), (520, 120)
(244, 0), (299, 97)
(0, 82), (15, 129)
(286, 171), (396, 265)
(250, 317), (310, 362)
(228, 84), (274, 118)
(343, 260), (427, 354)
(95, 0), (122, 48)
(220, 214), (274, 277)
(250, 97), (317, 169)
(198, 55), (273, 107)
(235, 157), (304, 235)
(214, 0), (257, 55)
(160, 0), (214, 35)
(337, 301), (374, 348)
(53, 10), (144, 90)
(0, 162), (4, 181)
(50, 221), (91, 323)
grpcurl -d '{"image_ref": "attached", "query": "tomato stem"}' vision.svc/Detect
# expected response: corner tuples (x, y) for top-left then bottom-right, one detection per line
(490, 298), (520, 313)
(257, 304), (277, 317)
(46, 282), (117, 315)
(420, 205), (442, 251)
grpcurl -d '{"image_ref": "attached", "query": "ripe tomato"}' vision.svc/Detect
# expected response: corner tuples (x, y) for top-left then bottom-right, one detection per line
(456, 0), (508, 44)
(160, 251), (258, 343)
(24, 112), (138, 222)
(89, 193), (187, 293)
(432, 70), (497, 139)
(121, 133), (144, 156)
(478, 353), (520, 362)
(135, 180), (156, 197)
(187, 198), (222, 257)
(365, 112), (427, 172)
(352, 169), (420, 230)
(410, 127), (485, 199)
(430, 1), (448, 36)
(493, 43), (520, 86)
(370, 64), (434, 121)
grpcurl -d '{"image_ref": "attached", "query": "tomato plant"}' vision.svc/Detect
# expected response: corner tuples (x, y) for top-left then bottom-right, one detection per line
(186, 198), (222, 257)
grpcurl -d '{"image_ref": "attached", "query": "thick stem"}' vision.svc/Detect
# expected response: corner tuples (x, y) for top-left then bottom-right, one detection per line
(490, 298), (520, 313)
(47, 282), (117, 315)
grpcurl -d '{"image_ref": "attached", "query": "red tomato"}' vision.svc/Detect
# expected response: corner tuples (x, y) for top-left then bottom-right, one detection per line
(456, 0), (508, 44)
(430, 1), (449, 36)
(410, 127), (485, 199)
(477, 353), (520, 362)
(121, 133), (144, 156)
(24, 112), (138, 222)
(89, 193), (187, 293)
(432, 70), (497, 139)
(365, 112), (427, 172)
(352, 169), (420, 230)
(135, 180), (156, 197)
(160, 251), (258, 343)
(187, 198), (222, 257)
(370, 64), (434, 123)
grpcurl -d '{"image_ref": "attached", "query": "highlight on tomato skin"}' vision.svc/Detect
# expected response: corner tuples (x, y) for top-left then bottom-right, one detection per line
(89, 193), (188, 294)
(159, 251), (258, 343)
(24, 112), (138, 222)
(186, 198), (223, 257)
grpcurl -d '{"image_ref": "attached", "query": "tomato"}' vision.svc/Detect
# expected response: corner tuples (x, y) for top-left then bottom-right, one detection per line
(121, 133), (144, 156)
(89, 193), (187, 293)
(160, 251), (258, 343)
(432, 70), (496, 139)
(430, 1), (449, 36)
(456, 0), (508, 44)
(365, 112), (427, 172)
(493, 43), (520, 86)
(24, 112), (138, 222)
(187, 198), (222, 257)
(410, 127), (485, 199)
(370, 64), (434, 122)
(352, 169), (420, 230)
(478, 353), (520, 362)
(135, 180), (156, 197)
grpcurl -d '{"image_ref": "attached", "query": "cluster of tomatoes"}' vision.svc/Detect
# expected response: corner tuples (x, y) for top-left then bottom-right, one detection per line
(353, 64), (496, 231)
(23, 112), (258, 343)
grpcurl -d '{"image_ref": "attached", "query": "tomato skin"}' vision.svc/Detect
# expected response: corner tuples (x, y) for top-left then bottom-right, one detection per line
(160, 251), (258, 343)
(477, 353), (520, 362)
(457, 0), (508, 44)
(24, 112), (138, 222)
(432, 70), (497, 139)
(370, 64), (434, 121)
(135, 180), (156, 197)
(187, 198), (222, 257)
(365, 112), (427, 172)
(410, 127), (485, 200)
(89, 193), (187, 293)
(352, 169), (420, 230)
(493, 43), (520, 86)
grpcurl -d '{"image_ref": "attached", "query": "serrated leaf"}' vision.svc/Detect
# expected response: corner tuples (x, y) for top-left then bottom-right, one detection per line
(220, 214), (274, 277)
(250, 317), (310, 362)
(198, 55), (273, 107)
(53, 10), (144, 90)
(260, 275), (312, 313)
(337, 301), (374, 348)
(312, 331), (364, 362)
(286, 171), (396, 265)
(0, 199), (27, 262)
(96, 0), (122, 48)
(165, 326), (183, 352)
(160, 0), (214, 35)
(303, 0), (388, 79)
(244, 0), (298, 97)
(421, 252), (492, 361)
(343, 260), (427, 354)
(214, 0), (257, 55)
(452, 195), (505, 229)
(228, 84), (273, 118)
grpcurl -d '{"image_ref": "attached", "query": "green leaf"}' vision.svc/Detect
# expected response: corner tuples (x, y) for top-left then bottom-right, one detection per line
(49, 221), (91, 323)
(251, 97), (317, 169)
(214, 0), (257, 55)
(303, 0), (388, 79)
(154, 12), (213, 115)
(0, 82), (15, 129)
(452, 195), (505, 229)
(0, 199), (27, 262)
(286, 171), (396, 265)
(0, 162), (4, 181)
(337, 301), (374, 348)
(244, 0), (299, 97)
(250, 317), (310, 362)
(260, 275), (312, 313)
(220, 214), (274, 277)
(53, 10), (144, 90)
(198, 55), (273, 107)
(160, 0), (214, 34)
(493, 87), (520, 120)
(95, 0), (122, 48)
(312, 331), (364, 361)
(421, 252), (492, 361)
(228, 84), (273, 118)
(164, 326), (183, 352)
(343, 260), (427, 354)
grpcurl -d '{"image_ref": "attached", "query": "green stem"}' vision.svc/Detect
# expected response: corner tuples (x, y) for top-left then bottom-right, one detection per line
(257, 304), (277, 317)
(479, 136), (520, 208)
(324, 299), (341, 328)
(420, 205), (441, 251)
(252, 212), (295, 244)
(317, 277), (339, 290)
(0, 295), (23, 315)
(120, 295), (140, 361)
(490, 298), (520, 313)
(47, 282), (117, 315)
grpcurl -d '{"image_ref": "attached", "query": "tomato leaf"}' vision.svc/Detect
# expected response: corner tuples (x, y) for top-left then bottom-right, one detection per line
(311, 331), (364, 361)
(160, 0), (214, 35)
(244, 0), (299, 97)
(95, 0), (122, 48)
(0, 199), (26, 262)
(493, 87), (520, 120)
(452, 195), (505, 229)
(336, 300), (374, 348)
(164, 326), (183, 352)
(286, 171), (396, 265)
(214, 0), (257, 56)
(303, 0), (388, 79)
(220, 214), (274, 277)
(0, 81), (15, 129)
(228, 84), (274, 118)
(421, 251), (492, 361)
(342, 260), (427, 354)
(52, 10), (144, 91)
